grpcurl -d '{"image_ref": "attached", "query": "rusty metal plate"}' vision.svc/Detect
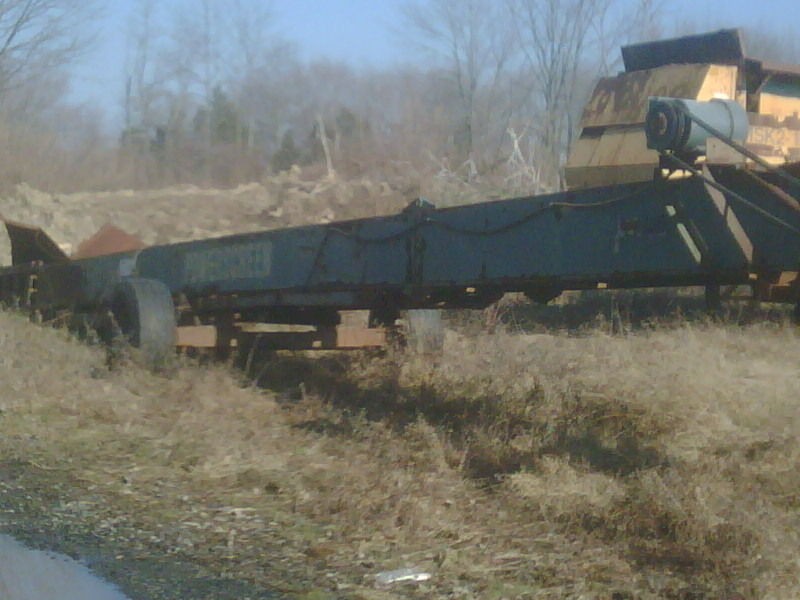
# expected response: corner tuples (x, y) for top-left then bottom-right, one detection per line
(580, 64), (736, 128)
(73, 224), (146, 259)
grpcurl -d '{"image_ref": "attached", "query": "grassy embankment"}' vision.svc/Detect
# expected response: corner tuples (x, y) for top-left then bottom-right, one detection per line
(0, 297), (797, 599)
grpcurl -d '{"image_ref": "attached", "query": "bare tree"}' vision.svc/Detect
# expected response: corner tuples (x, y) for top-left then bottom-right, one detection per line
(226, 0), (286, 150)
(592, 0), (663, 75)
(0, 0), (106, 191)
(228, 0), (276, 74)
(124, 0), (162, 131)
(509, 0), (660, 190)
(0, 0), (97, 96)
(402, 0), (518, 165)
(509, 0), (617, 189)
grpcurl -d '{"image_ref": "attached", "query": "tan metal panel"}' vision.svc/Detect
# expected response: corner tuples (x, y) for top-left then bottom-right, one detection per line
(696, 65), (738, 101)
(564, 164), (656, 189)
(176, 325), (217, 348)
(616, 129), (658, 163)
(580, 64), (738, 129)
(760, 92), (800, 121)
(702, 166), (753, 263)
(567, 63), (739, 188)
(566, 129), (658, 188)
(332, 325), (387, 348)
(565, 135), (600, 168)
(581, 64), (723, 128)
(706, 138), (746, 164)
(747, 123), (800, 156)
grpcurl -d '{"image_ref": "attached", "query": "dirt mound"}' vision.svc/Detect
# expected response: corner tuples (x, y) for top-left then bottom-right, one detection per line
(0, 170), (411, 265)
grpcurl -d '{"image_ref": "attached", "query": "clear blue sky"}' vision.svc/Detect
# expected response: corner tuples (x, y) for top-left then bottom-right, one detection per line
(70, 0), (406, 118)
(69, 0), (798, 129)
(278, 0), (405, 65)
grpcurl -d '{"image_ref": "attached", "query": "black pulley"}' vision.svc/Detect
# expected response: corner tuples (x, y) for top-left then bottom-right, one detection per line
(645, 99), (691, 152)
(645, 97), (748, 153)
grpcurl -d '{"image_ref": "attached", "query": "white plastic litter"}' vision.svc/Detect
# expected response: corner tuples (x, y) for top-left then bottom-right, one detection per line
(374, 567), (432, 587)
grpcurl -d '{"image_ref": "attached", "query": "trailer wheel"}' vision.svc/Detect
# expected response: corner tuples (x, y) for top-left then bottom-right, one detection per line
(404, 309), (444, 354)
(110, 278), (176, 367)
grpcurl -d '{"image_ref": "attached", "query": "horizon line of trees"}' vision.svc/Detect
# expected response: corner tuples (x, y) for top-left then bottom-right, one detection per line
(115, 0), (664, 192)
(0, 0), (797, 193)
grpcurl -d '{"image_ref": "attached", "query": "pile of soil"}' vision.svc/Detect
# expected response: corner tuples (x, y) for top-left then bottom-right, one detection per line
(0, 170), (412, 265)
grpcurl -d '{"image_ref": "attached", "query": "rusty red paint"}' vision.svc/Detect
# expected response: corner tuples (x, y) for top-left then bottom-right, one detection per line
(73, 224), (146, 259)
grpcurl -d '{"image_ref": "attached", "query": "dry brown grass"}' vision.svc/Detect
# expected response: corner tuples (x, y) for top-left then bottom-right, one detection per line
(0, 307), (798, 598)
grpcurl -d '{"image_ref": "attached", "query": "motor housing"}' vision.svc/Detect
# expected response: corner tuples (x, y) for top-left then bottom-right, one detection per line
(645, 97), (748, 153)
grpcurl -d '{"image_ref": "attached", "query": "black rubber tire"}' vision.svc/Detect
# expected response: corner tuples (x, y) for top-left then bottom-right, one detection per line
(111, 278), (176, 367)
(404, 309), (445, 354)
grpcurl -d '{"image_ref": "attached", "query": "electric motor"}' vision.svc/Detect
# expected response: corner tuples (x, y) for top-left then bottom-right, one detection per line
(645, 97), (748, 153)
